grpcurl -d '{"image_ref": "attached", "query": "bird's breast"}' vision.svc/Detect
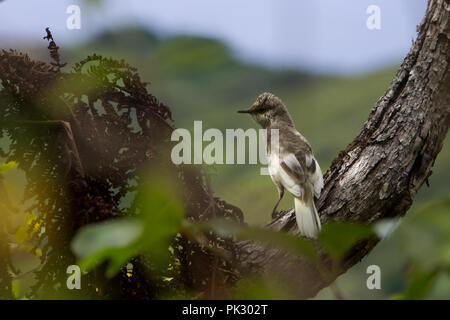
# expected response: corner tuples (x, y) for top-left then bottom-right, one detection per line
(268, 152), (282, 184)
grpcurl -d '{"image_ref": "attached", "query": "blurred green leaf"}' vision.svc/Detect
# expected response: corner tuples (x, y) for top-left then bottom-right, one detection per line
(393, 270), (438, 300)
(12, 280), (20, 299)
(137, 171), (184, 268)
(395, 196), (450, 270)
(15, 212), (39, 245)
(0, 161), (17, 173)
(71, 219), (143, 277)
(319, 222), (375, 258)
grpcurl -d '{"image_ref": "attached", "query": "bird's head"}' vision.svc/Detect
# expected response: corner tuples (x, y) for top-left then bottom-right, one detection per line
(237, 92), (293, 128)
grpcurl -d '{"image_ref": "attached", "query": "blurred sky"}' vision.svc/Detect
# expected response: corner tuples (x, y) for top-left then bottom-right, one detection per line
(0, 0), (426, 75)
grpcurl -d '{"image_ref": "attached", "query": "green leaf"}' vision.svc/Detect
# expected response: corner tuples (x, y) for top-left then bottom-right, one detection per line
(318, 222), (375, 258)
(71, 218), (144, 276)
(15, 212), (39, 244)
(0, 161), (17, 173)
(393, 270), (439, 300)
(15, 226), (29, 245)
(137, 173), (185, 268)
(395, 196), (450, 270)
(12, 280), (20, 299)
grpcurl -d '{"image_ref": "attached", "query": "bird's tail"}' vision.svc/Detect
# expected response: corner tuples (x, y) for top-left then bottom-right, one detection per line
(294, 197), (321, 239)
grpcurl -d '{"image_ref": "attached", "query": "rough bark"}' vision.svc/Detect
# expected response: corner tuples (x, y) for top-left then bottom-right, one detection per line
(234, 0), (450, 298)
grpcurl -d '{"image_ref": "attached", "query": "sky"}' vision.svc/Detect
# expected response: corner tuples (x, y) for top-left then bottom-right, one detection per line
(0, 0), (427, 75)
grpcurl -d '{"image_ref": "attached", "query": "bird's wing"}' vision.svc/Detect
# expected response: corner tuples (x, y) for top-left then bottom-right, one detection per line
(278, 153), (305, 198)
(292, 130), (324, 198)
(279, 151), (323, 199)
(305, 153), (324, 198)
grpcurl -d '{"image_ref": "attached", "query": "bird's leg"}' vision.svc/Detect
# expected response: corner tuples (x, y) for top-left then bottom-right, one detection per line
(271, 188), (284, 218)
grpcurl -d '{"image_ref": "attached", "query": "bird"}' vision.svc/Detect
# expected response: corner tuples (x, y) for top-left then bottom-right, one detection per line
(238, 92), (323, 238)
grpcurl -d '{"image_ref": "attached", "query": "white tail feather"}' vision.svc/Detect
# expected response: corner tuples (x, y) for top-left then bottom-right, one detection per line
(294, 197), (321, 238)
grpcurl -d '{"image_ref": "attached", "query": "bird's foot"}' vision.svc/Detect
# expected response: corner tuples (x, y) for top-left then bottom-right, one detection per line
(271, 210), (280, 219)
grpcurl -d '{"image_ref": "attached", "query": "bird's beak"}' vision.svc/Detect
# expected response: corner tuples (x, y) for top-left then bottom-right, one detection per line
(237, 108), (252, 114)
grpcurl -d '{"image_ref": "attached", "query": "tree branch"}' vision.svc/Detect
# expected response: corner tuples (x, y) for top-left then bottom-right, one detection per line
(233, 0), (450, 298)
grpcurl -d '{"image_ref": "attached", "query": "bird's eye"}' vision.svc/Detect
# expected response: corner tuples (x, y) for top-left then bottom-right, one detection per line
(258, 106), (270, 113)
(258, 106), (268, 113)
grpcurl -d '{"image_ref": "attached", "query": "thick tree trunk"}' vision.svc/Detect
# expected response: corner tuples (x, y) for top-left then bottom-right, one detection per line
(234, 0), (450, 298)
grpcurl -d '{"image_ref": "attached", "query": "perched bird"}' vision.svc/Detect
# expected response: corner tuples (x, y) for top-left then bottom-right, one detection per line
(238, 92), (323, 238)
